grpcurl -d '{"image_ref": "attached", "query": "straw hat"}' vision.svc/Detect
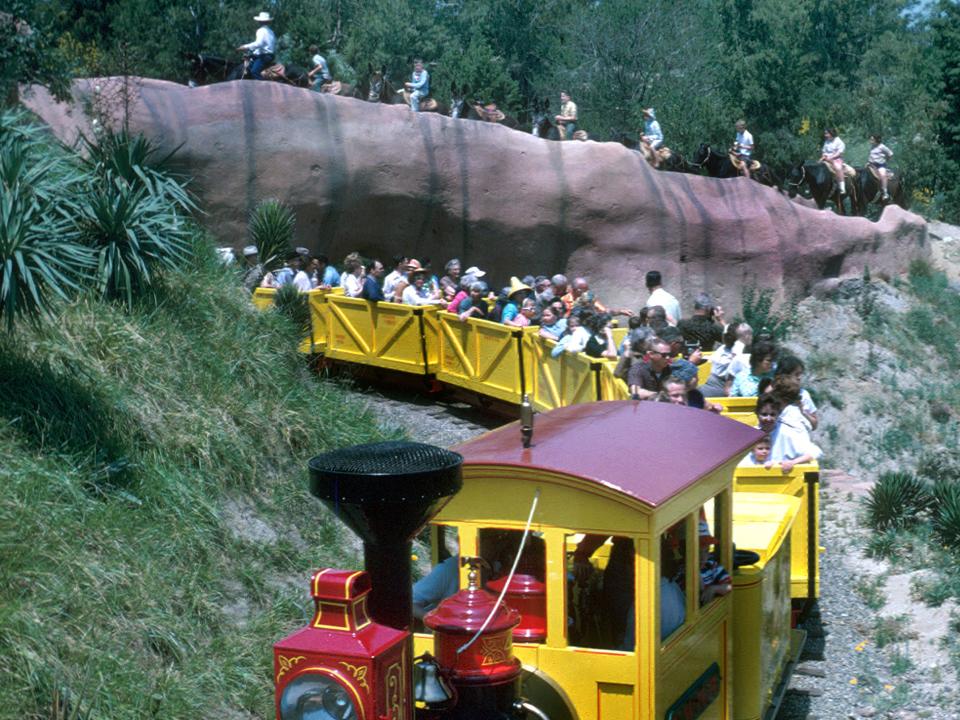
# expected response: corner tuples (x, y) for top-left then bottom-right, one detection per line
(507, 276), (532, 300)
(253, 11), (273, 22)
(464, 265), (486, 278)
(406, 259), (429, 277)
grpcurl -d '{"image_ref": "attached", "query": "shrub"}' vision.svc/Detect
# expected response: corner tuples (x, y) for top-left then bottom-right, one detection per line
(932, 481), (960, 548)
(917, 449), (960, 484)
(272, 283), (311, 339)
(741, 284), (795, 340)
(865, 471), (933, 531)
(249, 199), (295, 273)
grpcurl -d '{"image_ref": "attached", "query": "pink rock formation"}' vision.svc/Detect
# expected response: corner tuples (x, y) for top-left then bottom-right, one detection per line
(22, 77), (928, 312)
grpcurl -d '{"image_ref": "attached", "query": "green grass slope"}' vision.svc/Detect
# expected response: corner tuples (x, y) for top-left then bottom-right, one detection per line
(0, 247), (392, 719)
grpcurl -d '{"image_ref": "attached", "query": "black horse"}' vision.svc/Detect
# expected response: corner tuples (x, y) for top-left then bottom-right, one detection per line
(449, 84), (518, 128)
(530, 98), (561, 140)
(185, 53), (241, 86)
(226, 54), (310, 86)
(785, 162), (858, 215)
(691, 143), (782, 189)
(856, 166), (906, 214)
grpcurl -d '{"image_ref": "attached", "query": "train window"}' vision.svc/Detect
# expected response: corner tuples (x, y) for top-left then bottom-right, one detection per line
(413, 525), (460, 625)
(699, 501), (732, 607)
(661, 520), (687, 641)
(567, 533), (636, 651)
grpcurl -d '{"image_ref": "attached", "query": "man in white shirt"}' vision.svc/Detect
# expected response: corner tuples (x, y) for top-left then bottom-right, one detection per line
(382, 255), (409, 302)
(644, 270), (681, 324)
(237, 12), (276, 81)
(733, 119), (754, 180)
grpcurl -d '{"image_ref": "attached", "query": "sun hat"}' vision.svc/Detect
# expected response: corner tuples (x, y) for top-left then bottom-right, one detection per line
(406, 259), (429, 276)
(242, 245), (258, 257)
(253, 12), (273, 22)
(295, 246), (310, 257)
(464, 266), (486, 278)
(507, 276), (533, 300)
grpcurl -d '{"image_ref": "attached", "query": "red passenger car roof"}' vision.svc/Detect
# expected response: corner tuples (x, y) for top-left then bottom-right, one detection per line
(454, 401), (763, 508)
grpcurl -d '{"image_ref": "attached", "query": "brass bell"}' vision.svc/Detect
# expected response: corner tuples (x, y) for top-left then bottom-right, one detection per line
(413, 653), (455, 706)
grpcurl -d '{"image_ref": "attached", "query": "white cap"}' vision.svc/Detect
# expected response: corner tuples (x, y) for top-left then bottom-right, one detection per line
(295, 246), (310, 257)
(253, 11), (273, 22)
(464, 266), (486, 278)
(242, 245), (258, 256)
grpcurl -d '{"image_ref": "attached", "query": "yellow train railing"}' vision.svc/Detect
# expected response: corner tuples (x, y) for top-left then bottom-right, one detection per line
(526, 336), (603, 412)
(707, 395), (757, 426)
(251, 286), (343, 353)
(734, 464), (820, 600)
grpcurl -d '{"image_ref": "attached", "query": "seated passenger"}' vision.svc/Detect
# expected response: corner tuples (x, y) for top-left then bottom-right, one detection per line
(538, 305), (568, 340)
(739, 434), (772, 466)
(729, 340), (776, 396)
(501, 277), (532, 324)
(505, 297), (538, 327)
(628, 337), (673, 400)
(413, 555), (460, 620)
(701, 322), (741, 397)
(767, 386), (822, 472)
(677, 293), (724, 351)
(573, 534), (635, 649)
(383, 255), (409, 302)
(439, 258), (461, 301)
(402, 263), (442, 305)
(698, 518), (731, 605)
(773, 355), (818, 429)
(549, 312), (582, 357)
(360, 259), (385, 301)
(457, 281), (490, 321)
(341, 254), (364, 297)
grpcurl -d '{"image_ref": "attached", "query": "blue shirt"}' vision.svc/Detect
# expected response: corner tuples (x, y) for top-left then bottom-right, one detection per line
(644, 119), (663, 146)
(410, 68), (429, 94)
(361, 275), (384, 301)
(321, 266), (340, 287)
(413, 556), (459, 614)
(501, 301), (519, 323)
(541, 318), (567, 338)
(274, 267), (294, 286)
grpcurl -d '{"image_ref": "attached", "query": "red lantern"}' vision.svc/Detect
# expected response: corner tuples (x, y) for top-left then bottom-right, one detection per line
(274, 569), (411, 720)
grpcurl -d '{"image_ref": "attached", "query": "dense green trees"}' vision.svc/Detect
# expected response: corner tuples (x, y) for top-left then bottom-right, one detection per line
(9, 0), (960, 220)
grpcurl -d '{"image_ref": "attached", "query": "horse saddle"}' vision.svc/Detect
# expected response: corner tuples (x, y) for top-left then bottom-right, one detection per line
(473, 103), (505, 122)
(572, 130), (589, 141)
(729, 153), (760, 171)
(822, 160), (857, 178)
(657, 147), (673, 160)
(400, 89), (439, 111)
(262, 64), (287, 80)
(321, 80), (343, 94)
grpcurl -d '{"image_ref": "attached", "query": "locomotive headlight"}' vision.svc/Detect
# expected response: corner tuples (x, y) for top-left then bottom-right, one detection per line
(280, 673), (359, 720)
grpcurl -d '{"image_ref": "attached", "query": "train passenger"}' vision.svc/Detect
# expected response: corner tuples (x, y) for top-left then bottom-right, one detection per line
(628, 337), (673, 400)
(341, 255), (364, 298)
(551, 274), (571, 314)
(505, 298), (538, 327)
(241, 245), (264, 292)
(729, 340), (776, 396)
(698, 519), (731, 605)
(701, 323), (741, 397)
(501, 278), (532, 324)
(457, 282), (490, 321)
(420, 257), (443, 299)
(646, 305), (670, 335)
(662, 362), (721, 412)
(549, 313), (582, 357)
(645, 270), (681, 323)
(402, 263), (442, 306)
(755, 395), (782, 434)
(413, 555), (459, 620)
(538, 305), (568, 340)
(360, 259), (385, 301)
(534, 276), (553, 305)
(573, 534), (635, 648)
(439, 259), (461, 301)
(677, 293), (725, 351)
(557, 309), (617, 359)
(739, 434), (773, 467)
(382, 255), (410, 302)
(309, 254), (340, 289)
(767, 387), (822, 472)
(774, 355), (818, 429)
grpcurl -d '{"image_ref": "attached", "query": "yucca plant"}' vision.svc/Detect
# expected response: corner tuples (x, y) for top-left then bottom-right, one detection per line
(0, 123), (92, 332)
(74, 177), (192, 307)
(272, 282), (311, 339)
(865, 471), (934, 531)
(249, 199), (295, 273)
(932, 481), (960, 548)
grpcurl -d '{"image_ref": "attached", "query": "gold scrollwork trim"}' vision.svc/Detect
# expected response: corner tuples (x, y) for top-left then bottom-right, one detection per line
(275, 655), (306, 683)
(339, 661), (370, 691)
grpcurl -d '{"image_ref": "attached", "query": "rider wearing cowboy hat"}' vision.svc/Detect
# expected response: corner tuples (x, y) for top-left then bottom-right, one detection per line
(641, 108), (664, 168)
(237, 12), (276, 81)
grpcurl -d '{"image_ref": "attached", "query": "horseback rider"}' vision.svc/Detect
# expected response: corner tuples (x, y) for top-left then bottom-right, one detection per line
(236, 12), (276, 81)
(868, 133), (894, 201)
(555, 91), (578, 140)
(641, 108), (664, 168)
(307, 45), (333, 90)
(404, 58), (430, 112)
(820, 127), (847, 196)
(733, 119), (754, 180)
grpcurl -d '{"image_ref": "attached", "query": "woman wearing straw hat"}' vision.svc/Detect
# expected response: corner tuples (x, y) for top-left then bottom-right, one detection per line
(500, 277), (532, 324)
(401, 260), (442, 306)
(237, 12), (276, 80)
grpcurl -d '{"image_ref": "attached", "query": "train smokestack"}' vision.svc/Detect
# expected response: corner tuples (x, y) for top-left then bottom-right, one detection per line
(308, 441), (463, 631)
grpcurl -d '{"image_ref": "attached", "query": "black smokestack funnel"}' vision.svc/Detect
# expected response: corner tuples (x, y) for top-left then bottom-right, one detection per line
(308, 441), (463, 631)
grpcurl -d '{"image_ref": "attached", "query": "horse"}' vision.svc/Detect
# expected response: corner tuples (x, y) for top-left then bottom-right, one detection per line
(315, 78), (361, 99)
(784, 162), (858, 215)
(226, 54), (310, 87)
(530, 98), (561, 140)
(609, 130), (638, 150)
(691, 143), (782, 190)
(449, 84), (518, 128)
(364, 65), (404, 104)
(856, 166), (906, 215)
(185, 52), (241, 86)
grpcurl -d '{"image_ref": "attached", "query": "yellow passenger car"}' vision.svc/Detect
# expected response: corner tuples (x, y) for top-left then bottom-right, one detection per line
(412, 401), (805, 720)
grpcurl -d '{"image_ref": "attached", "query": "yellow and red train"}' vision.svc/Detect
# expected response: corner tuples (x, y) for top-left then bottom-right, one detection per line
(257, 287), (821, 720)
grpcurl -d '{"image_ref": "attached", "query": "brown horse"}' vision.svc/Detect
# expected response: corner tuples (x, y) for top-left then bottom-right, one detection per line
(315, 78), (361, 99)
(856, 166), (906, 215)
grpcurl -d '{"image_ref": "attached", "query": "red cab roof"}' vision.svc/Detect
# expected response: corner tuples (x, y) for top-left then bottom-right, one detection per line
(454, 401), (763, 508)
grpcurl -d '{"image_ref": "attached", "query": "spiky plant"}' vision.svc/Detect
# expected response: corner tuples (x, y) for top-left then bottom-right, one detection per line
(249, 199), (295, 273)
(272, 282), (311, 339)
(0, 117), (92, 331)
(932, 481), (960, 548)
(74, 177), (192, 307)
(865, 471), (934, 531)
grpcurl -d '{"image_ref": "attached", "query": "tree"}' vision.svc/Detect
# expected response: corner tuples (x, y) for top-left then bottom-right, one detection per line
(0, 2), (73, 104)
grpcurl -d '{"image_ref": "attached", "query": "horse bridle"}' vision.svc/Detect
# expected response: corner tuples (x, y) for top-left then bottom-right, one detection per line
(785, 165), (806, 189)
(688, 145), (711, 169)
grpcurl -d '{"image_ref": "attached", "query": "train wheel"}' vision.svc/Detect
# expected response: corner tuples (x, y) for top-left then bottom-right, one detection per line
(520, 666), (577, 720)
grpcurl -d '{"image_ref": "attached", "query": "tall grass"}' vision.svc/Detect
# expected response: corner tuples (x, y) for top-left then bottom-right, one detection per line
(0, 240), (393, 718)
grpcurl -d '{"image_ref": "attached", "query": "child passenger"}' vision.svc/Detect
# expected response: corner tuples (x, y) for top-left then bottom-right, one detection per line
(767, 386), (822, 472)
(739, 434), (772, 467)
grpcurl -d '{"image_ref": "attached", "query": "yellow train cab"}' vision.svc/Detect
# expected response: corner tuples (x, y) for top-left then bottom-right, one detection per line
(411, 400), (799, 720)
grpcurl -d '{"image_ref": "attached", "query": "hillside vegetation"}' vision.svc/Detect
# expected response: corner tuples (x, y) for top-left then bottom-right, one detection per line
(0, 248), (393, 719)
